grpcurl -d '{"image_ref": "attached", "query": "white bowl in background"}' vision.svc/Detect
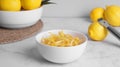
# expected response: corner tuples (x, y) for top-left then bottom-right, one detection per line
(35, 30), (88, 63)
(0, 7), (43, 28)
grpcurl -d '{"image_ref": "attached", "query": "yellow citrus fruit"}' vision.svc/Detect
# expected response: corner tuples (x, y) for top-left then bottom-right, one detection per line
(88, 22), (108, 41)
(104, 5), (120, 26)
(90, 7), (104, 22)
(0, 0), (21, 11)
(21, 0), (42, 10)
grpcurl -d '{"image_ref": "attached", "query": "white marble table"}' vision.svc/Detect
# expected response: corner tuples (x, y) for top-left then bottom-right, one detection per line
(0, 18), (120, 67)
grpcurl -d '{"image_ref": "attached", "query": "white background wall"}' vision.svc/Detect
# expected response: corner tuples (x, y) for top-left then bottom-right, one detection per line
(42, 0), (120, 18)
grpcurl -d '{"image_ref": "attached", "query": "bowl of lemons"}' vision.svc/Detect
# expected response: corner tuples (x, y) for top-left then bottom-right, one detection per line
(0, 0), (52, 28)
(35, 30), (88, 63)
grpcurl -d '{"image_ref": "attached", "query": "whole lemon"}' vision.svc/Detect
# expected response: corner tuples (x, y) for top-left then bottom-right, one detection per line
(88, 22), (108, 41)
(104, 5), (120, 26)
(0, 0), (21, 11)
(21, 0), (42, 10)
(90, 7), (104, 22)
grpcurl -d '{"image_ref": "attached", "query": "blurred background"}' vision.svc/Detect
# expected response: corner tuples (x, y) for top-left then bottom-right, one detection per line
(42, 0), (120, 18)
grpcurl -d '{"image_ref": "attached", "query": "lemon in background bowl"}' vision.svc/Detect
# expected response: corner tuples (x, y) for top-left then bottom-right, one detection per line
(0, 0), (21, 11)
(21, 0), (42, 10)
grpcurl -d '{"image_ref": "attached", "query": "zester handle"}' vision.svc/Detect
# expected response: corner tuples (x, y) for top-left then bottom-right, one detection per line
(107, 26), (120, 40)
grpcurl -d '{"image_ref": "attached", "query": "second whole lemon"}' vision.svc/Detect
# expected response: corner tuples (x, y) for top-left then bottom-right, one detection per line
(104, 5), (120, 26)
(21, 0), (42, 10)
(88, 22), (108, 41)
(90, 7), (104, 22)
(0, 0), (21, 11)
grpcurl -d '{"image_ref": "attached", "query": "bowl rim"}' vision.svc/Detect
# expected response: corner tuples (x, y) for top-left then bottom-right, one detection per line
(0, 6), (43, 13)
(35, 29), (88, 48)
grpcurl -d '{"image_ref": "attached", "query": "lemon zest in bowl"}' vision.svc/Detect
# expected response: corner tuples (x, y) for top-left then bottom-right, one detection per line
(41, 31), (82, 47)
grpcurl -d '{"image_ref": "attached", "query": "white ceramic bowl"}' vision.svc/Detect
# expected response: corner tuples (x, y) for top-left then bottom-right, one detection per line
(0, 7), (43, 28)
(35, 30), (88, 63)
